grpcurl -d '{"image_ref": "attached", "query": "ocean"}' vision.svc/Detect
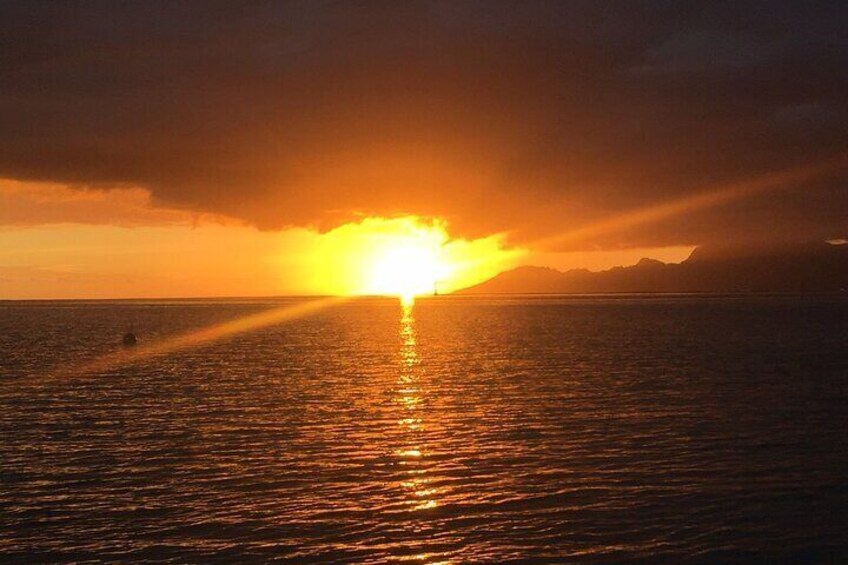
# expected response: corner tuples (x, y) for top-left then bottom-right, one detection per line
(1, 295), (846, 564)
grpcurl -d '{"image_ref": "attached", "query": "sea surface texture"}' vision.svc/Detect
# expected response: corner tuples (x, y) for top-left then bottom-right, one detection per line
(1, 296), (846, 564)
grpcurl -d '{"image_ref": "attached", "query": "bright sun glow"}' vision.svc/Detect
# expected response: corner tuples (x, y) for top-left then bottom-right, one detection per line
(280, 216), (522, 297)
(364, 223), (448, 299)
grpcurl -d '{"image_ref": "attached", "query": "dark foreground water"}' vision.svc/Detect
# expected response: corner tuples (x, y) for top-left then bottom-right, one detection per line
(1, 295), (847, 564)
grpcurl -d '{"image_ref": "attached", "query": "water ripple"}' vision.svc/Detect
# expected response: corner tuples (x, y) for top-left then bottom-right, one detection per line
(1, 296), (847, 563)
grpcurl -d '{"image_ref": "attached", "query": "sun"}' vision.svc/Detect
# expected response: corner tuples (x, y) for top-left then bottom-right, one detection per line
(289, 216), (520, 297)
(364, 224), (448, 300)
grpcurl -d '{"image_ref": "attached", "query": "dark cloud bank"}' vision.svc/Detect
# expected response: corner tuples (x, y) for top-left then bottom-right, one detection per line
(1, 1), (846, 248)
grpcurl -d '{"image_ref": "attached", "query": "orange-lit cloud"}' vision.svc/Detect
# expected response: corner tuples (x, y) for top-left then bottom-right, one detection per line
(0, 179), (227, 228)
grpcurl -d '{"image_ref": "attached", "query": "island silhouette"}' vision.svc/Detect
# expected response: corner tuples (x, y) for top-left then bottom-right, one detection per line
(459, 241), (848, 294)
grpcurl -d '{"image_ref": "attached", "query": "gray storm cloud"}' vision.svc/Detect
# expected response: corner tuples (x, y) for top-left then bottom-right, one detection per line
(1, 1), (846, 248)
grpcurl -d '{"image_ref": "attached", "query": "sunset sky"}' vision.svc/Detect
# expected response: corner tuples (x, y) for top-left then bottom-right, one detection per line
(1, 1), (845, 298)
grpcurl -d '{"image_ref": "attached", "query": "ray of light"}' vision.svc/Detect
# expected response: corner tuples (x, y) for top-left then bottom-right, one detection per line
(50, 296), (351, 380)
(443, 156), (846, 283)
(531, 156), (847, 251)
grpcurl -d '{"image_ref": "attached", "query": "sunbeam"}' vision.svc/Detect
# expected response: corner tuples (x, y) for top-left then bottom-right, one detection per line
(49, 296), (351, 380)
(531, 157), (847, 251)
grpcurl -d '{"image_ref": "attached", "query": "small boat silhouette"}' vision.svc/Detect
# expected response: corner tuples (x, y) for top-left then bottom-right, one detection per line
(122, 332), (138, 347)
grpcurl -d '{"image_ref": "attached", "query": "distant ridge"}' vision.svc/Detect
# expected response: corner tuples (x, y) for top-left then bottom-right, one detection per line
(458, 241), (848, 294)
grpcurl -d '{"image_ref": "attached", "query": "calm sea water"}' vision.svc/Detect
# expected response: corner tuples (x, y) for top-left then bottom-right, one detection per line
(1, 296), (846, 564)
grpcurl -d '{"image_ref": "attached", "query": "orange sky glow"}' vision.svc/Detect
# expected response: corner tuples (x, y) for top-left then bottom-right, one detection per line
(3, 157), (843, 300)
(0, 179), (697, 299)
(0, 179), (526, 298)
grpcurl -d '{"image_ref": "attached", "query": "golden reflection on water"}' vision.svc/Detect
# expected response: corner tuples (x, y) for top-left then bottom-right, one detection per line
(392, 297), (454, 564)
(396, 297), (439, 512)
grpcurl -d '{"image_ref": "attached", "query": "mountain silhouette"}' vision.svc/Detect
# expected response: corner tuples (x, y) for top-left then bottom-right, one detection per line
(458, 241), (848, 294)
